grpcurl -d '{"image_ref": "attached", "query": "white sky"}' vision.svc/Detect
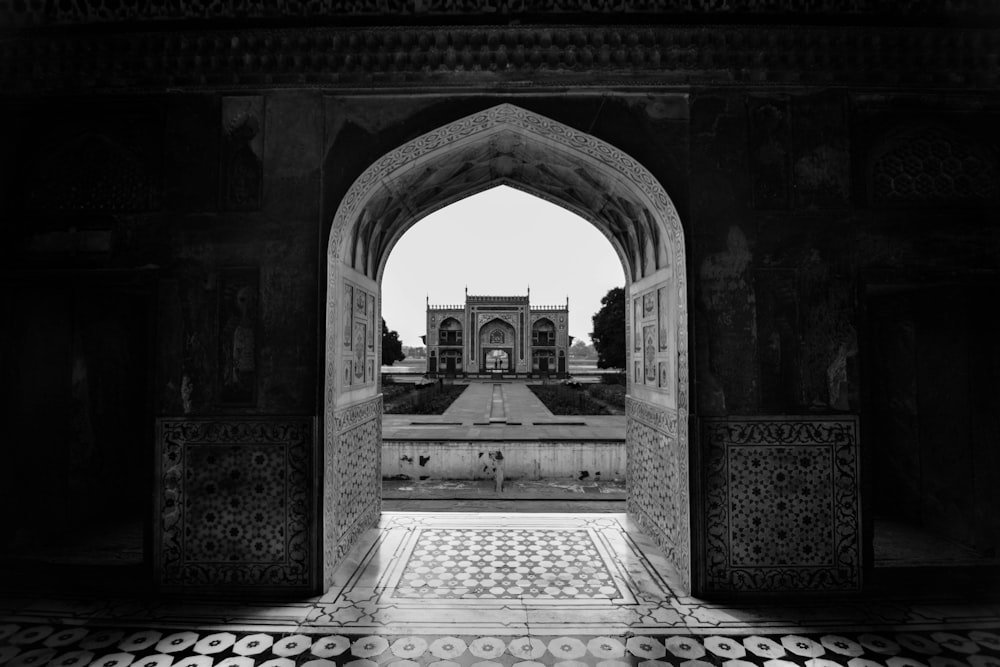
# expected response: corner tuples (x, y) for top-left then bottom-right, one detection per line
(381, 185), (625, 347)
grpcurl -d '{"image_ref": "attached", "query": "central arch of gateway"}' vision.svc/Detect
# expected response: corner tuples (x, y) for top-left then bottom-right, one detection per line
(322, 104), (692, 592)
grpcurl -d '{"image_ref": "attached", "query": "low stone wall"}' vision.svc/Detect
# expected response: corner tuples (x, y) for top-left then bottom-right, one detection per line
(382, 440), (625, 481)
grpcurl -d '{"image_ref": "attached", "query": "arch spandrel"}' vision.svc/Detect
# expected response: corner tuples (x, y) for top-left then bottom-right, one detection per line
(328, 104), (685, 286)
(324, 103), (692, 593)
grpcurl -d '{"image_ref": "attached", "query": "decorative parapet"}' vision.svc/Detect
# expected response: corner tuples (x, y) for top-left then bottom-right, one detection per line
(468, 295), (528, 302)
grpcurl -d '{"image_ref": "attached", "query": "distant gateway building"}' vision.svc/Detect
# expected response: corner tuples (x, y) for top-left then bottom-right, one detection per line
(425, 291), (570, 377)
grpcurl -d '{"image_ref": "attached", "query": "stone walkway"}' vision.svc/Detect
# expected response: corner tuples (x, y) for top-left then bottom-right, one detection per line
(440, 382), (555, 424)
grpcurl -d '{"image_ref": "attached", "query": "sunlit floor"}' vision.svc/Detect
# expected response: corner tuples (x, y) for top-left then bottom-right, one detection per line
(312, 512), (680, 634)
(2, 512), (1000, 667)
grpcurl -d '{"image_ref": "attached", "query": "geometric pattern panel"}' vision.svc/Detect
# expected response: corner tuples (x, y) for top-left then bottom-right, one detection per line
(334, 417), (381, 558)
(728, 446), (834, 567)
(184, 444), (287, 562)
(626, 398), (690, 594)
(394, 529), (623, 600)
(702, 416), (860, 593)
(156, 418), (313, 591)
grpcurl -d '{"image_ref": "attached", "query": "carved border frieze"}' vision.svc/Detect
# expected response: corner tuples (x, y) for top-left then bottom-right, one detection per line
(626, 396), (678, 437)
(333, 394), (383, 432)
(3, 25), (996, 94)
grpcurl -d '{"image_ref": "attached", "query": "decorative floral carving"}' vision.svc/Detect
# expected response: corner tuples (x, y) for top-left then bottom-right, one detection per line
(626, 397), (678, 437)
(333, 395), (383, 432)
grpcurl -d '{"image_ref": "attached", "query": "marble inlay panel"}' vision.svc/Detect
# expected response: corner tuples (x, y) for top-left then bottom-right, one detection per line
(156, 417), (313, 591)
(702, 416), (861, 594)
(391, 528), (627, 601)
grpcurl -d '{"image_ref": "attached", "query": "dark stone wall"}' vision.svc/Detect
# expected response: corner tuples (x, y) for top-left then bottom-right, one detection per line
(0, 92), (322, 418)
(0, 93), (323, 564)
(3, 86), (999, 436)
(3, 81), (1000, 583)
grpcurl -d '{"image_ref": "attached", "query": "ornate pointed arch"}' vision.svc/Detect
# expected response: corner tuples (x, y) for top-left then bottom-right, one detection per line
(323, 104), (692, 593)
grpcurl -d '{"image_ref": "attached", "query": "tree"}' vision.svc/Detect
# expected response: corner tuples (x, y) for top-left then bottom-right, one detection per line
(590, 286), (626, 369)
(569, 338), (597, 358)
(381, 318), (406, 366)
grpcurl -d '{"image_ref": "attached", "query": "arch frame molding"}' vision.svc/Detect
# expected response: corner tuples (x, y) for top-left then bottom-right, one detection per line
(323, 103), (693, 593)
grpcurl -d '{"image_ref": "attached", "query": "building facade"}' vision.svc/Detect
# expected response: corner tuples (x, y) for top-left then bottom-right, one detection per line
(426, 294), (570, 377)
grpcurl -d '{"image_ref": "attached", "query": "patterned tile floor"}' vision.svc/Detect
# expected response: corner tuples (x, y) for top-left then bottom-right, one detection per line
(2, 513), (1000, 667)
(392, 528), (622, 600)
(3, 623), (1000, 667)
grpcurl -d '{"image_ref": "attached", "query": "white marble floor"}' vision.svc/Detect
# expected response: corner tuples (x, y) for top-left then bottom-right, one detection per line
(310, 512), (682, 634)
(2, 512), (1000, 667)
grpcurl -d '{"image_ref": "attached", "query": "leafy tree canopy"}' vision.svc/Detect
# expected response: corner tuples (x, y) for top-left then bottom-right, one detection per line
(382, 318), (406, 366)
(569, 338), (597, 358)
(589, 286), (626, 370)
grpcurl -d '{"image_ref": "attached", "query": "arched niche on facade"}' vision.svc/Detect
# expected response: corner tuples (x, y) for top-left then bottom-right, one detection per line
(438, 317), (463, 345)
(479, 317), (516, 372)
(324, 104), (690, 592)
(531, 317), (556, 346)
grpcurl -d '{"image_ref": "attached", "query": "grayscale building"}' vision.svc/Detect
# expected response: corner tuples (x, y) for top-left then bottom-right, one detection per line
(426, 292), (570, 377)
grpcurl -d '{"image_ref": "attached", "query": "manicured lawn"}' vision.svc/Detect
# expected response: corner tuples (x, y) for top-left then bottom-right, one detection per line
(383, 382), (468, 415)
(584, 383), (626, 411)
(528, 384), (611, 416)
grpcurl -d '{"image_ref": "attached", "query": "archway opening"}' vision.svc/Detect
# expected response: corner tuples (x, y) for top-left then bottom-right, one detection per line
(324, 104), (690, 592)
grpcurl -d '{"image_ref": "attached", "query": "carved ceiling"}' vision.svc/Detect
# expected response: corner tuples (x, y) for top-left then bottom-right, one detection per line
(344, 126), (667, 284)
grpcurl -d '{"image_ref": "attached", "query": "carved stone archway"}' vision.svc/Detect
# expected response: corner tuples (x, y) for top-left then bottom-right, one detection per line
(324, 104), (690, 591)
